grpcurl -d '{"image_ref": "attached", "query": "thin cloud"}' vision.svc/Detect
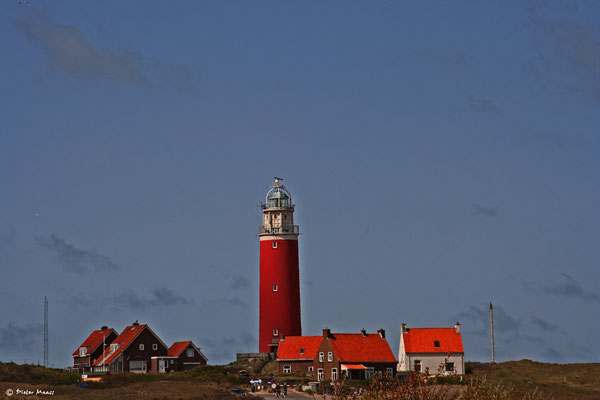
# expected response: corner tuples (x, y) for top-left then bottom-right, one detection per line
(545, 273), (599, 303)
(454, 303), (521, 337)
(209, 265), (252, 291)
(467, 95), (502, 116)
(35, 234), (120, 274)
(523, 131), (591, 149)
(14, 9), (146, 83)
(473, 203), (500, 218)
(200, 331), (256, 363)
(0, 322), (42, 352)
(414, 50), (470, 68)
(523, 273), (600, 303)
(117, 287), (193, 310)
(531, 316), (563, 334)
(524, 3), (600, 102)
(13, 9), (195, 90)
(0, 229), (17, 253)
(230, 275), (251, 290)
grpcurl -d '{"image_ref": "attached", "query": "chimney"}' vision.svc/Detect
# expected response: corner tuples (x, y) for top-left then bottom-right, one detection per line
(322, 328), (331, 338)
(361, 329), (367, 337)
(455, 322), (461, 334)
(101, 325), (108, 330)
(132, 320), (139, 326)
(401, 323), (408, 334)
(377, 329), (386, 339)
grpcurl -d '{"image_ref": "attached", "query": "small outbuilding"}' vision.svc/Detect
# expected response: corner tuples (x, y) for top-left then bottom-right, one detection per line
(397, 323), (465, 375)
(151, 341), (208, 372)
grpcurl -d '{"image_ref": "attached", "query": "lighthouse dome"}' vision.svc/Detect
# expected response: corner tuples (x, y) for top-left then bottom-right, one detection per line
(264, 177), (293, 209)
(268, 190), (289, 200)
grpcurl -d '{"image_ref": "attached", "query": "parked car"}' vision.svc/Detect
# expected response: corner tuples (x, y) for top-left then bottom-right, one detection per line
(238, 370), (249, 376)
(229, 388), (245, 396)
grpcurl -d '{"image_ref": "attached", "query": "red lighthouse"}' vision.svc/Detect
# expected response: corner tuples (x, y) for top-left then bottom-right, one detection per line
(259, 177), (301, 353)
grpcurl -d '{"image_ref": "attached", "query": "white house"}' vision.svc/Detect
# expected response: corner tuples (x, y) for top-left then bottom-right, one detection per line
(397, 322), (465, 375)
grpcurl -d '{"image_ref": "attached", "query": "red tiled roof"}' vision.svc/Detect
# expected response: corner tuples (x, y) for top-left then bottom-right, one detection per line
(276, 336), (321, 360)
(402, 328), (464, 354)
(92, 324), (147, 367)
(342, 364), (367, 370)
(72, 328), (116, 357)
(168, 341), (192, 357)
(329, 333), (397, 363)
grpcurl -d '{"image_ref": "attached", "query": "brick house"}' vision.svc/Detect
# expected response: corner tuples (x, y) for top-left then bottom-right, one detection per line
(72, 326), (118, 372)
(276, 336), (321, 374)
(277, 329), (397, 381)
(397, 323), (465, 375)
(151, 341), (208, 373)
(92, 321), (169, 373)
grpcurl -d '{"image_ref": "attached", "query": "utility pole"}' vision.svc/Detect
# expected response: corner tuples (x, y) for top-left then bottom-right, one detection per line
(489, 302), (495, 364)
(44, 296), (48, 367)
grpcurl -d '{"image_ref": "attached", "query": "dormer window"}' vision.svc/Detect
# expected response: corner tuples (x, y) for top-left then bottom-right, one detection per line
(79, 347), (87, 357)
(434, 340), (440, 348)
(110, 343), (119, 353)
(300, 348), (305, 354)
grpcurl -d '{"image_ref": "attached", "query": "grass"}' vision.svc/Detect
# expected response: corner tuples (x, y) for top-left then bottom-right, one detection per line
(2, 360), (600, 399)
(465, 360), (600, 399)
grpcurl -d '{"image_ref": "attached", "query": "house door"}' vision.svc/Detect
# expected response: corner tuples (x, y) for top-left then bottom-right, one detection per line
(158, 360), (166, 373)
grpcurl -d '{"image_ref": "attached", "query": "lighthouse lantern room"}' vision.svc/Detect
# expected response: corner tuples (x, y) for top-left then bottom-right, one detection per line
(258, 177), (301, 353)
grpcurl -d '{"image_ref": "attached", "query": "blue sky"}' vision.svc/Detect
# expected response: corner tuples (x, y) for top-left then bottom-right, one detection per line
(1, 1), (599, 367)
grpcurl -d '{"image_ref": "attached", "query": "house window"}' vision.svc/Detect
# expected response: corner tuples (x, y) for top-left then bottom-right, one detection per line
(110, 343), (119, 352)
(317, 368), (323, 381)
(187, 348), (194, 357)
(308, 366), (313, 372)
(434, 340), (440, 348)
(445, 362), (455, 372)
(378, 371), (383, 379)
(327, 352), (333, 362)
(273, 284), (278, 292)
(152, 344), (158, 351)
(79, 347), (86, 357)
(273, 329), (279, 336)
(331, 368), (338, 381)
(365, 368), (374, 380)
(129, 360), (146, 373)
(139, 344), (144, 351)
(386, 367), (394, 379)
(272, 242), (278, 249)
(283, 365), (291, 373)
(414, 360), (421, 372)
(170, 360), (174, 365)
(319, 352), (324, 362)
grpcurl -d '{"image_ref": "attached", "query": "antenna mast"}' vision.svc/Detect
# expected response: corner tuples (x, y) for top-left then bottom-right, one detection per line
(489, 302), (495, 363)
(44, 296), (48, 367)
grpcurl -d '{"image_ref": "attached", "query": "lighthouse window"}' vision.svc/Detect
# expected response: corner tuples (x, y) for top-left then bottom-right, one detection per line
(272, 242), (278, 249)
(273, 285), (278, 292)
(273, 329), (279, 336)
